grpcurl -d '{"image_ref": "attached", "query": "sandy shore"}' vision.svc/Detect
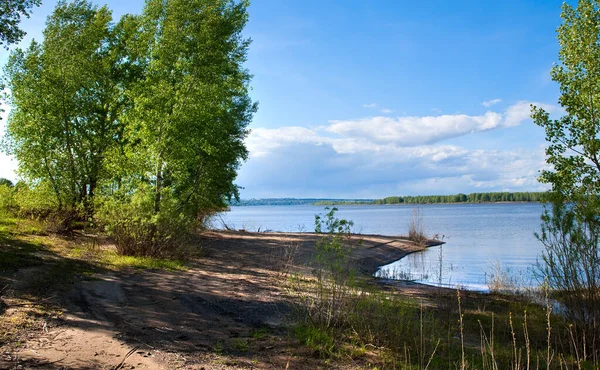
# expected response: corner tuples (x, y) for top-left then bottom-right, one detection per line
(1, 230), (443, 369)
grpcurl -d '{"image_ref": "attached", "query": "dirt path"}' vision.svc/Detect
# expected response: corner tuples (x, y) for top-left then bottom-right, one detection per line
(1, 231), (437, 369)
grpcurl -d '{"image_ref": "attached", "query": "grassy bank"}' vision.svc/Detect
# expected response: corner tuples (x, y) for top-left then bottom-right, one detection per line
(280, 210), (595, 369)
(0, 212), (596, 369)
(0, 214), (186, 346)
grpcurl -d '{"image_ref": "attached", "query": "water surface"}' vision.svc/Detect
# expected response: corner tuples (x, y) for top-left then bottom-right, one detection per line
(217, 203), (545, 290)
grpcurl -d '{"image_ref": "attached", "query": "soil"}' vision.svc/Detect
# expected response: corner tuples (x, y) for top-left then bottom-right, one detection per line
(0, 231), (444, 370)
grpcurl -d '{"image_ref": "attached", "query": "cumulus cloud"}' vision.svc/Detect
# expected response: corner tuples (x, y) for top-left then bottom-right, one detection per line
(503, 100), (559, 127)
(238, 101), (557, 197)
(246, 101), (558, 157)
(381, 108), (393, 114)
(246, 126), (325, 157)
(327, 111), (504, 146)
(482, 98), (502, 107)
(237, 137), (549, 198)
(362, 103), (377, 108)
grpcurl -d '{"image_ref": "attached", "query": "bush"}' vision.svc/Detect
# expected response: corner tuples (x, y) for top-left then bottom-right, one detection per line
(408, 207), (427, 244)
(535, 201), (600, 360)
(95, 184), (193, 257)
(309, 207), (357, 330)
(289, 208), (443, 365)
(12, 182), (59, 219)
(0, 184), (14, 215)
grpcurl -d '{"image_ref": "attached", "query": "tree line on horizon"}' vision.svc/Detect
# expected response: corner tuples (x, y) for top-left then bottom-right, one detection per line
(228, 191), (547, 206)
(374, 191), (547, 204)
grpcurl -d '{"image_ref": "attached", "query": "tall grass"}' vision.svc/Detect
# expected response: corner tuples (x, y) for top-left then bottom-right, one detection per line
(284, 209), (599, 369)
(408, 208), (427, 245)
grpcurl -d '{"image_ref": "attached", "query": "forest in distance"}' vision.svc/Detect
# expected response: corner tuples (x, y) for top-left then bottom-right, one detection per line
(229, 191), (547, 206)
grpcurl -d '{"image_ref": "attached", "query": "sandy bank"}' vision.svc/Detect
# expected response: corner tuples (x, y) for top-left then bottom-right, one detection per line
(205, 230), (444, 275)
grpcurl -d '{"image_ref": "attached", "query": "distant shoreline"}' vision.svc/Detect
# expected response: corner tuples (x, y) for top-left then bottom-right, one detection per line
(230, 192), (547, 207)
(230, 200), (544, 207)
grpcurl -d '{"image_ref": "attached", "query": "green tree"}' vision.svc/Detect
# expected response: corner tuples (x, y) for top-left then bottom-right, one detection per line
(0, 0), (41, 49)
(3, 1), (133, 215)
(532, 0), (600, 359)
(0, 178), (13, 187)
(96, 0), (256, 256)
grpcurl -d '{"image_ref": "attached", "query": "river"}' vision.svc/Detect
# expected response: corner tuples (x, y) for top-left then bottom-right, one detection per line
(216, 203), (546, 291)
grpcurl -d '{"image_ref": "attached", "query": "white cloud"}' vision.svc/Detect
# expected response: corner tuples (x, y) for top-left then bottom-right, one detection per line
(381, 108), (393, 114)
(237, 134), (549, 198)
(327, 111), (504, 146)
(362, 103), (377, 108)
(482, 98), (502, 107)
(238, 101), (557, 197)
(329, 101), (558, 147)
(246, 126), (325, 157)
(504, 100), (559, 127)
(247, 101), (558, 157)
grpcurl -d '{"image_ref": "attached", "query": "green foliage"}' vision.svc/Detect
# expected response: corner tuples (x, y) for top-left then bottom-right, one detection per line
(0, 0), (41, 48)
(95, 184), (192, 257)
(94, 0), (255, 255)
(535, 201), (600, 342)
(531, 0), (600, 361)
(532, 1), (600, 204)
(374, 192), (547, 205)
(295, 324), (335, 358)
(100, 250), (185, 270)
(12, 181), (59, 218)
(3, 1), (131, 215)
(314, 207), (354, 235)
(0, 184), (14, 214)
(0, 178), (13, 187)
(2, 0), (255, 253)
(304, 208), (357, 330)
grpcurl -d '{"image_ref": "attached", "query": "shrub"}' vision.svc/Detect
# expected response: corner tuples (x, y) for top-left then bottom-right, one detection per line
(0, 184), (14, 215)
(535, 201), (600, 360)
(408, 207), (427, 244)
(12, 181), (59, 219)
(309, 207), (357, 330)
(95, 184), (193, 257)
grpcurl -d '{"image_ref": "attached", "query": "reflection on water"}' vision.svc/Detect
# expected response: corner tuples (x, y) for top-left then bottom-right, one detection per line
(376, 243), (538, 291)
(220, 203), (546, 291)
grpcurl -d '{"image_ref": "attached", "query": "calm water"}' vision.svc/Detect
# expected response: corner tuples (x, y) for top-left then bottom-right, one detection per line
(216, 203), (546, 291)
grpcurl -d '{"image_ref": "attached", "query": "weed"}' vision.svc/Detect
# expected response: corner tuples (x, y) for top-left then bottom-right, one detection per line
(268, 239), (300, 277)
(100, 251), (185, 270)
(230, 338), (248, 352)
(408, 208), (427, 245)
(251, 327), (269, 339)
(295, 324), (335, 358)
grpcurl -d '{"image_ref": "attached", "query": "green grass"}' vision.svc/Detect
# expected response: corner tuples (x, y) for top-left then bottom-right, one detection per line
(0, 214), (187, 275)
(230, 337), (249, 352)
(250, 327), (269, 339)
(0, 215), (45, 236)
(100, 251), (186, 270)
(0, 219), (46, 271)
(295, 324), (336, 358)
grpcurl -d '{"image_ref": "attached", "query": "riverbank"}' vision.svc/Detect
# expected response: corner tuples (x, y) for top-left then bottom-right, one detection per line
(0, 225), (437, 369)
(0, 222), (577, 369)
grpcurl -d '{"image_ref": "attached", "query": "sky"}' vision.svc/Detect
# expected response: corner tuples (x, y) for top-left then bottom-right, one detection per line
(0, 0), (568, 198)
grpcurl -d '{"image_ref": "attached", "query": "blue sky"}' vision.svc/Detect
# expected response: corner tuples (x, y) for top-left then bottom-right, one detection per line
(0, 0), (567, 198)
